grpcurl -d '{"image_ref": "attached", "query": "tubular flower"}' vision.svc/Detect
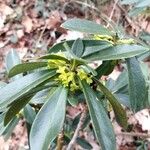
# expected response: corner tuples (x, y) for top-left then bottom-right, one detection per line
(48, 59), (66, 69)
(94, 35), (114, 44)
(77, 69), (93, 84)
(47, 54), (93, 91)
(94, 34), (135, 45)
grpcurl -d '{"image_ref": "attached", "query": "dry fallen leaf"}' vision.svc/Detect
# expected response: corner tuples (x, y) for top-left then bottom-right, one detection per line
(16, 29), (24, 39)
(0, 4), (14, 16)
(0, 4), (14, 30)
(22, 16), (33, 33)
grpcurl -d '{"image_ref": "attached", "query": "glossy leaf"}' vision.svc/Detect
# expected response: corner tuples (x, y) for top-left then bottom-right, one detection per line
(4, 94), (35, 125)
(126, 57), (148, 112)
(61, 18), (112, 36)
(76, 137), (93, 150)
(110, 70), (128, 93)
(82, 44), (112, 57)
(0, 70), (56, 109)
(0, 82), (6, 89)
(114, 94), (130, 108)
(71, 38), (84, 57)
(38, 54), (69, 62)
(120, 0), (140, 5)
(135, 0), (150, 8)
(95, 78), (128, 129)
(5, 49), (21, 72)
(5, 49), (22, 80)
(83, 44), (149, 61)
(24, 104), (36, 125)
(96, 60), (118, 79)
(0, 116), (19, 140)
(30, 86), (68, 150)
(8, 62), (47, 77)
(48, 40), (109, 54)
(80, 80), (116, 150)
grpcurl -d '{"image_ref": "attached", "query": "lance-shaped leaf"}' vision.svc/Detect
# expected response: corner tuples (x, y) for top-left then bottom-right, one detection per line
(4, 96), (32, 126)
(38, 54), (69, 62)
(48, 40), (110, 53)
(4, 84), (55, 125)
(61, 18), (112, 36)
(135, 0), (150, 8)
(30, 86), (68, 150)
(71, 38), (84, 57)
(0, 113), (19, 140)
(83, 44), (149, 61)
(8, 62), (48, 77)
(94, 78), (128, 129)
(0, 70), (56, 109)
(5, 49), (21, 72)
(23, 104), (36, 125)
(126, 57), (148, 112)
(80, 80), (116, 150)
(5, 49), (22, 80)
(95, 60), (118, 79)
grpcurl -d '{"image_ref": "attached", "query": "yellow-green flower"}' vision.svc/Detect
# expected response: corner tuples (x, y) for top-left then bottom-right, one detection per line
(94, 35), (114, 44)
(70, 82), (79, 91)
(77, 69), (93, 84)
(117, 39), (135, 44)
(48, 59), (66, 69)
(77, 69), (88, 80)
(94, 34), (135, 45)
(47, 53), (93, 91)
(56, 66), (66, 74)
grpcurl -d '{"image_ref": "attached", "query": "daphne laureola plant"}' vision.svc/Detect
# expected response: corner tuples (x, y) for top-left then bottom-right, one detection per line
(0, 18), (150, 150)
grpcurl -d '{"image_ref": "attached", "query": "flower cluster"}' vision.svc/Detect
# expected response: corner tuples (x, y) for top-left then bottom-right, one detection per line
(94, 35), (135, 45)
(47, 55), (93, 91)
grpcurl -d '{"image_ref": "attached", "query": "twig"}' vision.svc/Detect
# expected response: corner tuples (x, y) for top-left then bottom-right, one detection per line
(116, 132), (150, 138)
(56, 130), (64, 150)
(66, 105), (87, 150)
(107, 0), (119, 28)
(35, 23), (48, 47)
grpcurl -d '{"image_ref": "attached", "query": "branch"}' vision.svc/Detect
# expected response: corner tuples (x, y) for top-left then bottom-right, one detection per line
(107, 0), (119, 28)
(56, 130), (64, 150)
(66, 105), (87, 150)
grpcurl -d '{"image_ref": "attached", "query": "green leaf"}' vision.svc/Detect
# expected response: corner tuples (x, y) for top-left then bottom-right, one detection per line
(135, 0), (150, 8)
(110, 70), (128, 93)
(83, 44), (149, 61)
(4, 94), (35, 125)
(5, 49), (22, 80)
(30, 86), (68, 150)
(76, 137), (93, 150)
(48, 40), (109, 53)
(23, 104), (36, 125)
(38, 54), (69, 62)
(0, 116), (19, 141)
(0, 82), (7, 89)
(126, 57), (148, 112)
(5, 49), (21, 72)
(82, 44), (111, 57)
(0, 70), (56, 109)
(80, 80), (116, 150)
(96, 60), (118, 79)
(120, 0), (140, 5)
(8, 62), (47, 77)
(68, 96), (78, 107)
(128, 7), (145, 16)
(94, 78), (128, 129)
(114, 94), (130, 108)
(61, 19), (112, 36)
(71, 38), (84, 57)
